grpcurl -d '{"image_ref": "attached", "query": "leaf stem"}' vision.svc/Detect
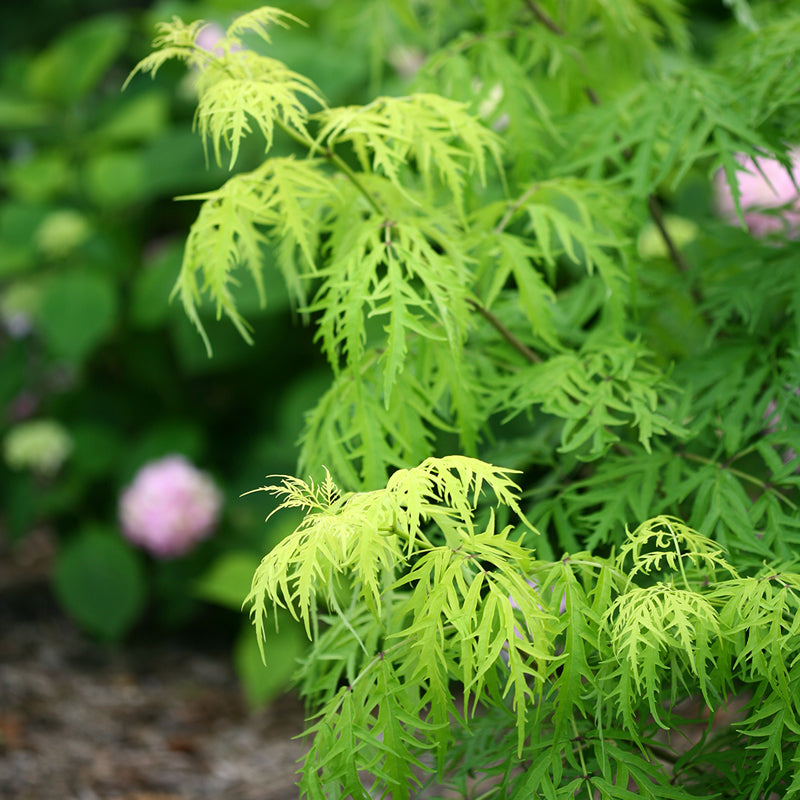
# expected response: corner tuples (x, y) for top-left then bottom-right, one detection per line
(667, 519), (692, 591)
(569, 716), (593, 799)
(273, 117), (388, 217)
(494, 184), (539, 235)
(679, 450), (798, 510)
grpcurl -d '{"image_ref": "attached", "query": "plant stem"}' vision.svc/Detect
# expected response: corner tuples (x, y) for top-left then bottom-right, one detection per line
(523, 0), (564, 35)
(467, 299), (541, 363)
(647, 195), (691, 274)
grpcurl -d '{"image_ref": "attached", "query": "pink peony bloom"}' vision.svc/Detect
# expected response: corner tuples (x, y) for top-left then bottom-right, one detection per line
(119, 455), (223, 558)
(714, 148), (800, 236)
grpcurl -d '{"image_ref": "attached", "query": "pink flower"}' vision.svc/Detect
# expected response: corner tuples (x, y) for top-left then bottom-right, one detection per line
(194, 22), (243, 58)
(119, 455), (223, 558)
(195, 23), (227, 56)
(714, 148), (800, 236)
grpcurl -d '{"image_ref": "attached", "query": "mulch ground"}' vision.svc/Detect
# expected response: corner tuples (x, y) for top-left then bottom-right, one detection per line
(0, 542), (307, 800)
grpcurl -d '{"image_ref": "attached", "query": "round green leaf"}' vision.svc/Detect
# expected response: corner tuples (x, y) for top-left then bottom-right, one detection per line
(70, 423), (123, 479)
(37, 272), (117, 363)
(26, 15), (129, 104)
(53, 526), (146, 640)
(119, 420), (205, 482)
(195, 551), (261, 611)
(85, 151), (146, 208)
(234, 615), (306, 707)
(94, 90), (169, 145)
(130, 241), (182, 329)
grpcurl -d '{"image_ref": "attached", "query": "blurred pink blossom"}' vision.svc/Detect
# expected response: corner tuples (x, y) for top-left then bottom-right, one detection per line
(195, 23), (227, 55)
(195, 22), (243, 58)
(119, 455), (222, 558)
(714, 149), (800, 236)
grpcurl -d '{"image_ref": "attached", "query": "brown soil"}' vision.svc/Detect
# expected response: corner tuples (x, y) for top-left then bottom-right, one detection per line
(0, 538), (307, 800)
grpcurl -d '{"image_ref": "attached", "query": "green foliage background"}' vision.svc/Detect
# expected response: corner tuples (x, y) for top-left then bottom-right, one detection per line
(0, 0), (340, 700)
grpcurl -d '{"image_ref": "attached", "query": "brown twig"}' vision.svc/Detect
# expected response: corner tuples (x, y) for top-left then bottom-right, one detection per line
(494, 184), (539, 235)
(523, 0), (564, 36)
(467, 299), (541, 363)
(647, 194), (692, 275)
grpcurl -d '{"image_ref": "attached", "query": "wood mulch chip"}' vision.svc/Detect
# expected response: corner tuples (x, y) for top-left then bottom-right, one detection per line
(0, 573), (306, 800)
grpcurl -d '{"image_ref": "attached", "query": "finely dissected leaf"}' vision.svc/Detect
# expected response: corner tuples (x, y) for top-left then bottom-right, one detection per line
(173, 157), (333, 352)
(301, 648), (443, 800)
(713, 570), (800, 699)
(716, 15), (800, 128)
(127, 10), (322, 169)
(123, 17), (209, 89)
(246, 455), (534, 652)
(414, 32), (562, 165)
(619, 516), (736, 585)
(558, 64), (778, 216)
(300, 687), (371, 799)
(496, 338), (686, 457)
(392, 515), (548, 754)
(308, 187), (474, 390)
(195, 51), (323, 168)
(314, 94), (501, 214)
(532, 449), (676, 553)
(225, 6), (307, 45)
(298, 360), (449, 490)
(296, 182), (486, 471)
(737, 693), (800, 799)
(602, 582), (720, 723)
(541, 559), (602, 742)
(132, 3), (800, 797)
(519, 179), (631, 300)
(479, 230), (559, 348)
(700, 235), (800, 342)
(245, 486), (403, 647)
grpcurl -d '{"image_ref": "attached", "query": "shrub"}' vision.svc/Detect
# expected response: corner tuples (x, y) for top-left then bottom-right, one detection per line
(130, 0), (800, 796)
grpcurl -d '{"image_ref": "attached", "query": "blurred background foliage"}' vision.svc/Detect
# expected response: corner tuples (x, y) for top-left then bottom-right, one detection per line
(0, 0), (752, 704)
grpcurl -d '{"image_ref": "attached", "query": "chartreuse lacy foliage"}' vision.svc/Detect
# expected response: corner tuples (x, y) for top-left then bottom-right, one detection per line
(129, 1), (800, 797)
(246, 462), (800, 799)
